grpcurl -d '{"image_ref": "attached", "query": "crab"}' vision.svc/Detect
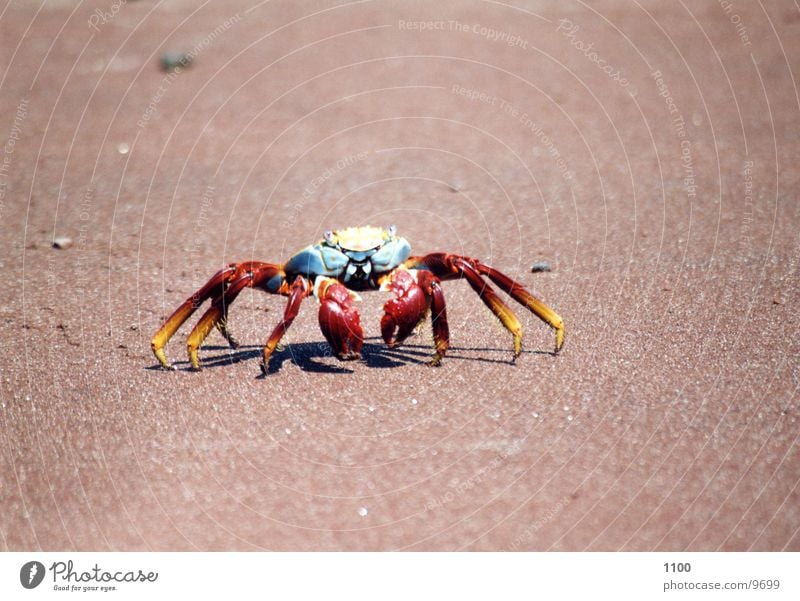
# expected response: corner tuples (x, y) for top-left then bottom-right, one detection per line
(151, 226), (564, 373)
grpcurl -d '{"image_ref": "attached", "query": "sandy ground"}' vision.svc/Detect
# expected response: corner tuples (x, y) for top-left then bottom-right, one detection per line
(1, 0), (798, 551)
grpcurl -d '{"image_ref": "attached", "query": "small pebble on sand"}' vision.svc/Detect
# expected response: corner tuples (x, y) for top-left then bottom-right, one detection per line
(52, 236), (73, 249)
(160, 52), (193, 72)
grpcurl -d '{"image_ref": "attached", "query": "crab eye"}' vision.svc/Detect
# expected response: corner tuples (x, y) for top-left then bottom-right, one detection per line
(387, 224), (397, 237)
(324, 230), (335, 245)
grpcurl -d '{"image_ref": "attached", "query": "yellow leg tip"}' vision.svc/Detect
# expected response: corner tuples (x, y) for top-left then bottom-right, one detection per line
(554, 326), (565, 353)
(261, 343), (277, 374)
(188, 345), (202, 370)
(152, 343), (173, 370)
(513, 334), (522, 360)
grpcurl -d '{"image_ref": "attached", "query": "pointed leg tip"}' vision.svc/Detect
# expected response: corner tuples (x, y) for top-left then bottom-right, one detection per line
(554, 327), (565, 354)
(513, 335), (522, 361)
(152, 346), (173, 370)
(260, 344), (277, 375)
(153, 352), (174, 371)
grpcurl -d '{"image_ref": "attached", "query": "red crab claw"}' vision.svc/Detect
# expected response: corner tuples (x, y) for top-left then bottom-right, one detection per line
(381, 269), (428, 347)
(317, 279), (364, 360)
(381, 269), (449, 364)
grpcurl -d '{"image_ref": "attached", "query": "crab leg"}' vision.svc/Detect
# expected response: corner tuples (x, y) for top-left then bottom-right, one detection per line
(151, 264), (238, 369)
(454, 259), (525, 360)
(475, 263), (565, 352)
(214, 315), (240, 349)
(151, 261), (284, 369)
(186, 271), (259, 370)
(424, 271), (449, 365)
(406, 253), (565, 356)
(260, 275), (311, 373)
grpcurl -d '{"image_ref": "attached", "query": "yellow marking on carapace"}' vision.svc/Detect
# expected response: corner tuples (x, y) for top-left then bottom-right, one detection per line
(331, 226), (389, 251)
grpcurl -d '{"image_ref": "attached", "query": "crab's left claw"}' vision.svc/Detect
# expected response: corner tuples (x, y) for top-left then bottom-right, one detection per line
(381, 269), (449, 365)
(317, 279), (364, 360)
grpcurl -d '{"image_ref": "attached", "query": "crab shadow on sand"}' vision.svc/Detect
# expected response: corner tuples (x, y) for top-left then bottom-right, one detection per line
(147, 337), (554, 376)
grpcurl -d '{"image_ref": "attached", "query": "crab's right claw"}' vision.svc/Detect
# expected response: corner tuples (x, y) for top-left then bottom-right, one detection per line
(318, 280), (364, 360)
(380, 269), (428, 347)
